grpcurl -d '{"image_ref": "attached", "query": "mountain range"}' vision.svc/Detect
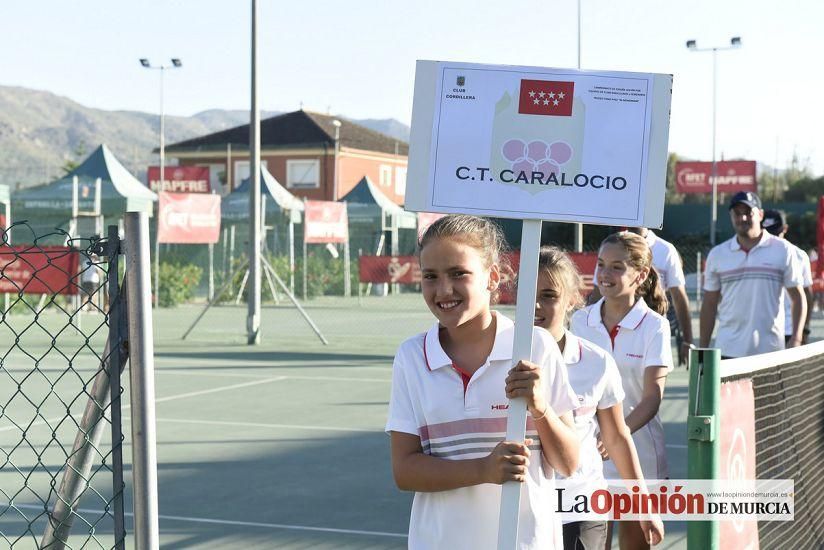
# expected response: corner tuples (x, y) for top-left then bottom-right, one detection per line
(0, 85), (411, 188)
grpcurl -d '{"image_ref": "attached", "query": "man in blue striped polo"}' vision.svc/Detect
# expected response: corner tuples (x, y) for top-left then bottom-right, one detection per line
(699, 191), (807, 358)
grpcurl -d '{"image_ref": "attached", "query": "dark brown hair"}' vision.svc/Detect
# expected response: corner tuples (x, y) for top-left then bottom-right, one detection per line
(600, 232), (668, 316)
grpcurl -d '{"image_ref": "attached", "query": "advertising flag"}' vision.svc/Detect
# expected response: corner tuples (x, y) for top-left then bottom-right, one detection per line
(304, 201), (349, 244)
(158, 192), (221, 244)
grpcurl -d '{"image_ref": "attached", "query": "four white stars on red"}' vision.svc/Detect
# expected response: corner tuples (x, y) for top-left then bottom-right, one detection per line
(529, 90), (565, 107)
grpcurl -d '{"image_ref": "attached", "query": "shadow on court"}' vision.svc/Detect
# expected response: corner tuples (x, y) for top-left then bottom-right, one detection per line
(152, 431), (410, 549)
(156, 350), (394, 364)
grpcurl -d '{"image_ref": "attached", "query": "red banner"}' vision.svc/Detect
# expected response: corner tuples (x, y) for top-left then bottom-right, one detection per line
(304, 201), (348, 244)
(147, 166), (211, 193)
(498, 251), (598, 304)
(674, 161), (757, 194)
(719, 379), (759, 548)
(0, 246), (80, 295)
(358, 250), (599, 301)
(158, 192), (221, 244)
(817, 197), (824, 280)
(359, 255), (421, 284)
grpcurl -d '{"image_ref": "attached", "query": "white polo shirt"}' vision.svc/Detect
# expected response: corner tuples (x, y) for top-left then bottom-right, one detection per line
(570, 298), (673, 479)
(782, 244), (812, 335)
(645, 230), (685, 290)
(703, 231), (803, 357)
(386, 312), (578, 550)
(556, 330), (624, 523)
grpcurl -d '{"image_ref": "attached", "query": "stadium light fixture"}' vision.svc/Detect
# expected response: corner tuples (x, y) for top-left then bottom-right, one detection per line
(686, 37), (742, 246)
(139, 58), (183, 307)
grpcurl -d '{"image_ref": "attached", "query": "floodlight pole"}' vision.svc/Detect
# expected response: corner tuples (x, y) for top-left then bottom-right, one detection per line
(686, 37), (741, 246)
(572, 0), (583, 252)
(140, 57), (182, 307)
(248, 0), (262, 344)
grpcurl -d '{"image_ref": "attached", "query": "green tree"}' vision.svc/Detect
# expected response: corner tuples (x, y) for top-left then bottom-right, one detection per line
(61, 141), (86, 175)
(784, 176), (824, 202)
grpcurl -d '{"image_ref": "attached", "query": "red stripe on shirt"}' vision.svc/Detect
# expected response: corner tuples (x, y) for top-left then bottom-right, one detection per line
(609, 325), (620, 350)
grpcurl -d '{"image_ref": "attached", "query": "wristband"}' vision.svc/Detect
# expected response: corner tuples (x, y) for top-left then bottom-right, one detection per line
(531, 407), (548, 422)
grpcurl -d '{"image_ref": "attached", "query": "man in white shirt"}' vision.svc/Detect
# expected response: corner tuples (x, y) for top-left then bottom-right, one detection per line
(700, 192), (807, 358)
(762, 209), (813, 344)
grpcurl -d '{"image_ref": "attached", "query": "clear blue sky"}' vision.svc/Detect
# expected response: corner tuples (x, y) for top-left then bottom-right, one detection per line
(2, 0), (823, 174)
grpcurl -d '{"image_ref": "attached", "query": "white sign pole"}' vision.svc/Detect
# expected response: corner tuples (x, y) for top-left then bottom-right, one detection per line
(405, 60), (672, 549)
(497, 218), (541, 550)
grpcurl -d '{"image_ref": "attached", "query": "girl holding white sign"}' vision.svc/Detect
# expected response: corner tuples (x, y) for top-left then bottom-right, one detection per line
(570, 232), (673, 549)
(386, 214), (579, 549)
(533, 246), (664, 549)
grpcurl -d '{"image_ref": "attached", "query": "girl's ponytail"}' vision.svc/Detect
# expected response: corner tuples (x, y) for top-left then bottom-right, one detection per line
(639, 266), (668, 316)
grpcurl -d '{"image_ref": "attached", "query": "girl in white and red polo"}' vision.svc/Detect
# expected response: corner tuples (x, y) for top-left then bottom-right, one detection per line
(535, 246), (663, 550)
(386, 214), (579, 550)
(570, 232), (673, 550)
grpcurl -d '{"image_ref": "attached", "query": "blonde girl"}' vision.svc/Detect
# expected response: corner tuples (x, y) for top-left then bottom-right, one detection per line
(570, 233), (673, 549)
(535, 246), (663, 549)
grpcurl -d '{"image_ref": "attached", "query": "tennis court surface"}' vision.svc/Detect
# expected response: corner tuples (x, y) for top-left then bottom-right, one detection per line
(138, 297), (692, 549)
(4, 294), (822, 548)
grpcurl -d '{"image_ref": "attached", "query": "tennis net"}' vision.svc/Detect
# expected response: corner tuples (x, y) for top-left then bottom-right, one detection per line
(720, 341), (824, 549)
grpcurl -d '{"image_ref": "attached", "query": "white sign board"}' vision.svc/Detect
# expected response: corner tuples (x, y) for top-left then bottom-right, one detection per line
(405, 60), (672, 228)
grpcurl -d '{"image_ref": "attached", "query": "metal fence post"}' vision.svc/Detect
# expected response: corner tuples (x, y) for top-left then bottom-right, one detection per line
(40, 229), (128, 550)
(696, 251), (703, 312)
(687, 348), (720, 550)
(107, 225), (127, 550)
(124, 211), (160, 550)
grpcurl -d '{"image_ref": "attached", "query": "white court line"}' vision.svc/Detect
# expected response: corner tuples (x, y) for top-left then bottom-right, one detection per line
(155, 370), (268, 379)
(153, 376), (287, 404)
(0, 376), (287, 433)
(3, 503), (406, 539)
(149, 416), (379, 433)
(282, 374), (391, 384)
(667, 444), (688, 449)
(156, 513), (407, 539)
(155, 371), (391, 384)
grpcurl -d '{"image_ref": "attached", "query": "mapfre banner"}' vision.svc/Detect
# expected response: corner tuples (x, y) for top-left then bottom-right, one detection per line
(158, 192), (221, 244)
(0, 246), (80, 295)
(675, 161), (757, 194)
(304, 201), (348, 244)
(148, 166), (211, 193)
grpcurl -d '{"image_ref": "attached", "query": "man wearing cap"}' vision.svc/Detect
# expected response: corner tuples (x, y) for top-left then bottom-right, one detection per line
(700, 192), (807, 358)
(762, 209), (813, 345)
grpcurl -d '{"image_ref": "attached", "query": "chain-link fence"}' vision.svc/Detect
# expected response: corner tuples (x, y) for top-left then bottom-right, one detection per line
(0, 222), (128, 549)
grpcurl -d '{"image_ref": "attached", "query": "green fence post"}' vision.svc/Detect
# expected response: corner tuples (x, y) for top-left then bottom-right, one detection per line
(687, 348), (721, 550)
